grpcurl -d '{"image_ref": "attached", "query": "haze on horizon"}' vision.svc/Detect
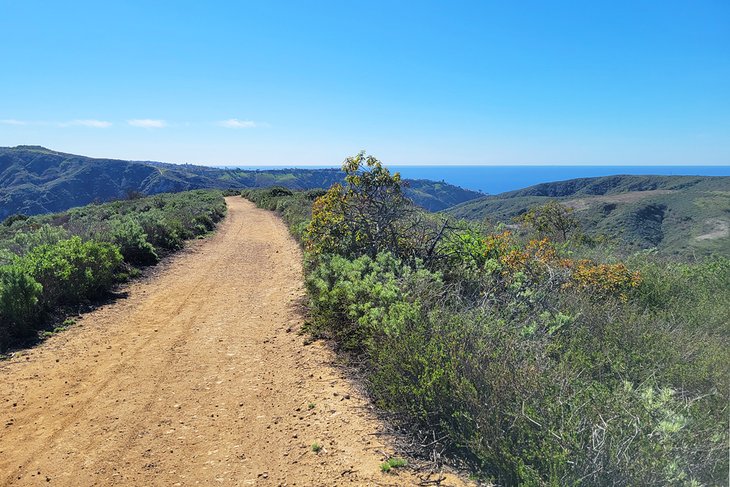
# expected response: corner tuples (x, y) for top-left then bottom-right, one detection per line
(1, 1), (728, 167)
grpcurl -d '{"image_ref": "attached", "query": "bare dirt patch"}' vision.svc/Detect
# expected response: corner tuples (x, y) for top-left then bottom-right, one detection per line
(0, 197), (468, 486)
(695, 218), (729, 241)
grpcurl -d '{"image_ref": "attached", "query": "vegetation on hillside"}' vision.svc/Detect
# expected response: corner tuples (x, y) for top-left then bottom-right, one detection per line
(446, 175), (730, 257)
(0, 145), (481, 218)
(244, 154), (729, 486)
(0, 190), (226, 351)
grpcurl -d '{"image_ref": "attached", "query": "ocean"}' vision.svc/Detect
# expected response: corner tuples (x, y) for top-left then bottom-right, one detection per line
(221, 165), (730, 195)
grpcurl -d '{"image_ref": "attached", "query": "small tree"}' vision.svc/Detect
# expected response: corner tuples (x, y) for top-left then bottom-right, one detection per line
(306, 152), (411, 258)
(516, 201), (579, 242)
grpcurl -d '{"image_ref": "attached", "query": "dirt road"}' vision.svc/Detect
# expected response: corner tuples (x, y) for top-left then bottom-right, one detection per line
(0, 197), (466, 486)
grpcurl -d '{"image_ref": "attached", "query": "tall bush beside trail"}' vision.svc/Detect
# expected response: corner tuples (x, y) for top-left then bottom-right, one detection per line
(0, 266), (43, 349)
(306, 152), (413, 259)
(304, 153), (453, 265)
(21, 237), (122, 307)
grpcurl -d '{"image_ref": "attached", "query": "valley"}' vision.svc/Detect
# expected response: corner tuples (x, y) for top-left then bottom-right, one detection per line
(446, 175), (730, 256)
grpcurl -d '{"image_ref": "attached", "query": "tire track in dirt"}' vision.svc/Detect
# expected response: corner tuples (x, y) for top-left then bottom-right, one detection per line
(0, 197), (468, 486)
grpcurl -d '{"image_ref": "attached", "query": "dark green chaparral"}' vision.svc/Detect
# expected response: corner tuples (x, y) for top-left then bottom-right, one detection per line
(244, 154), (729, 486)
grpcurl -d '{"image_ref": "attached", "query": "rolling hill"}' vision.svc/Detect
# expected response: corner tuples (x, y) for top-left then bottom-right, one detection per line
(446, 174), (730, 257)
(0, 146), (482, 218)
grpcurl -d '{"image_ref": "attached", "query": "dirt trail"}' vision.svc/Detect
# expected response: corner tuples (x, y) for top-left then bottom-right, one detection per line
(0, 197), (467, 486)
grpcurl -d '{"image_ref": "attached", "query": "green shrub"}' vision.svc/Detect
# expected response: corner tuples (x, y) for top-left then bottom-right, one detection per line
(0, 266), (43, 349)
(136, 210), (184, 250)
(8, 224), (70, 255)
(306, 252), (440, 352)
(269, 186), (294, 197)
(2, 214), (29, 227)
(109, 217), (158, 265)
(304, 188), (327, 200)
(21, 237), (122, 307)
(380, 457), (407, 473)
(0, 249), (15, 266)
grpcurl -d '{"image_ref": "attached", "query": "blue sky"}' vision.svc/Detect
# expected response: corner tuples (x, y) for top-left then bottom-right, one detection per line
(0, 0), (728, 166)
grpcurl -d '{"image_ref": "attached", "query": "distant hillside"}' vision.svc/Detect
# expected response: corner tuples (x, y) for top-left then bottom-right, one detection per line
(446, 175), (730, 257)
(0, 146), (482, 218)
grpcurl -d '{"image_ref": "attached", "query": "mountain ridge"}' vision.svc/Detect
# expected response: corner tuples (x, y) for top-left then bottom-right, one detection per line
(0, 146), (482, 217)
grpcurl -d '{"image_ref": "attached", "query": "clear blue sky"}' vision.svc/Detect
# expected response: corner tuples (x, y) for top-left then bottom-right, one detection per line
(1, 0), (728, 166)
